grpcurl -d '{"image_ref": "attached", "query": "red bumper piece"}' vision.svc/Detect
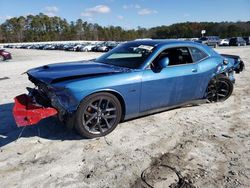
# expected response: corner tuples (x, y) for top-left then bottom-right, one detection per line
(13, 94), (58, 127)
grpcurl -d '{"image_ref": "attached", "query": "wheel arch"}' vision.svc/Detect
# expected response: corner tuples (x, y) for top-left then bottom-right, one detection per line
(210, 72), (228, 83)
(205, 73), (233, 102)
(78, 89), (126, 122)
(204, 73), (227, 97)
(104, 90), (126, 122)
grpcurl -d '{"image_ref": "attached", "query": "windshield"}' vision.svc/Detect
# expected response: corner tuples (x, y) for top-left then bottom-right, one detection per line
(95, 43), (154, 69)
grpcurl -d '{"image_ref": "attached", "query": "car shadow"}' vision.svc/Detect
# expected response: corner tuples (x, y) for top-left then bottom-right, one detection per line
(0, 101), (205, 148)
(0, 102), (83, 148)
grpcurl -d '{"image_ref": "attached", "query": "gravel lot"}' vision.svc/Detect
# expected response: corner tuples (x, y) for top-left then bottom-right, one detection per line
(0, 47), (249, 187)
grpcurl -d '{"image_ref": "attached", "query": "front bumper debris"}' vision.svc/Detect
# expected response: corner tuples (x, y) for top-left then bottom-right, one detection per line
(13, 94), (58, 127)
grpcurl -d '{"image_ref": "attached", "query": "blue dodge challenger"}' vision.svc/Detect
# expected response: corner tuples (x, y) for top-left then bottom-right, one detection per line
(13, 40), (244, 138)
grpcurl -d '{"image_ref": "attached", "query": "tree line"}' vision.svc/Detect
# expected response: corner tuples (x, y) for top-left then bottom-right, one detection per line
(0, 13), (249, 43)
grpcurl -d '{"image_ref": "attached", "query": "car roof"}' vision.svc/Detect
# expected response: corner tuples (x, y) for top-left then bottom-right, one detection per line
(125, 39), (213, 53)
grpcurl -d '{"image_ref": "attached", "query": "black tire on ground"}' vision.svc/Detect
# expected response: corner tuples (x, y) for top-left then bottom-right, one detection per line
(206, 74), (234, 102)
(75, 92), (122, 138)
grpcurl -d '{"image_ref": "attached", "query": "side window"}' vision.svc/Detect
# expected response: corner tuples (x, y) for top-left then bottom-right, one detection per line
(189, 47), (208, 62)
(152, 47), (193, 69)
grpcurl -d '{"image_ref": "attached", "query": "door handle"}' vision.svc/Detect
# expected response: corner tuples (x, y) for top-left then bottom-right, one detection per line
(192, 68), (197, 72)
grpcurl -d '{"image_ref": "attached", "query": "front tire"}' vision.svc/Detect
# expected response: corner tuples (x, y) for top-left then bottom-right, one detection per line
(75, 92), (122, 138)
(206, 75), (233, 102)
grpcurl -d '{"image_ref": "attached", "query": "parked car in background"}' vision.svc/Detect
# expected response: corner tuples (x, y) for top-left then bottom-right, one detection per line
(91, 44), (103, 52)
(219, 39), (229, 46)
(73, 44), (83, 51)
(106, 42), (119, 51)
(2, 41), (122, 53)
(243, 36), (250, 45)
(197, 36), (220, 48)
(43, 44), (56, 50)
(38, 44), (46, 50)
(229, 37), (246, 46)
(13, 40), (244, 138)
(80, 44), (95, 52)
(64, 44), (76, 51)
(97, 44), (109, 52)
(93, 42), (119, 52)
(0, 49), (12, 61)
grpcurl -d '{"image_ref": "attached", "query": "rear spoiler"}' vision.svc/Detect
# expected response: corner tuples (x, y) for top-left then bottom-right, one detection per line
(221, 54), (245, 74)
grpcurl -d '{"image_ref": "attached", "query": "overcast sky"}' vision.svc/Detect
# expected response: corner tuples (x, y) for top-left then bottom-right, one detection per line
(0, 0), (249, 28)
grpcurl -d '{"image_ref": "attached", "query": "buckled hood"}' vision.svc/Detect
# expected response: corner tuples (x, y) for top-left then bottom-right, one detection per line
(27, 60), (130, 84)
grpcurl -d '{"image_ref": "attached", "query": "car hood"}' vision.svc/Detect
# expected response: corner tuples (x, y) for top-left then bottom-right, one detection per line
(27, 60), (130, 84)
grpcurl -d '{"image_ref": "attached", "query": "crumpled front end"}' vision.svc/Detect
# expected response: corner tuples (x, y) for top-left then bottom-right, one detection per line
(13, 75), (76, 127)
(13, 94), (58, 127)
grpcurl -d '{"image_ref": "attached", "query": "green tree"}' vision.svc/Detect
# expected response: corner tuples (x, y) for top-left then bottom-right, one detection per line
(0, 14), (249, 43)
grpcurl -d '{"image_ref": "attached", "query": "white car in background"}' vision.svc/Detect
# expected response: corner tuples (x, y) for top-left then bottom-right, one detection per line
(81, 44), (95, 52)
(219, 39), (229, 46)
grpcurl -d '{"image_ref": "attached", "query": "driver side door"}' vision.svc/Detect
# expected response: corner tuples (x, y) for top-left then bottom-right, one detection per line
(140, 47), (200, 113)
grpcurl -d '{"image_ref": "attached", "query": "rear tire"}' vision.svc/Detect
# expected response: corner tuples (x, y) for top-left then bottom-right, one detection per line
(206, 75), (233, 102)
(75, 92), (122, 138)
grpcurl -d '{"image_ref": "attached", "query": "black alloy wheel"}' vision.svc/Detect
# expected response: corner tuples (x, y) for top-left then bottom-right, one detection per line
(75, 92), (122, 138)
(206, 75), (233, 102)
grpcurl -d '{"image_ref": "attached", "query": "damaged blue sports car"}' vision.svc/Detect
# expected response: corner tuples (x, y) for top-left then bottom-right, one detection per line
(13, 40), (244, 138)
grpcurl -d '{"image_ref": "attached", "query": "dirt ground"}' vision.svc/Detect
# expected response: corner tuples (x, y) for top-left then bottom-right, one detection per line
(0, 47), (249, 188)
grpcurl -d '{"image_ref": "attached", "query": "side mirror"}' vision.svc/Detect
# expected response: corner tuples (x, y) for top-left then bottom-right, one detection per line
(158, 57), (169, 69)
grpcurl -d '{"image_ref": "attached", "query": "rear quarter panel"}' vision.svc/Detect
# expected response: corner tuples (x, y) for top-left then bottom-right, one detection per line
(196, 56), (222, 98)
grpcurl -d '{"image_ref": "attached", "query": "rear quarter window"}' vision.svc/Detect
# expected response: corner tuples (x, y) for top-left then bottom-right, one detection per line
(189, 47), (208, 62)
